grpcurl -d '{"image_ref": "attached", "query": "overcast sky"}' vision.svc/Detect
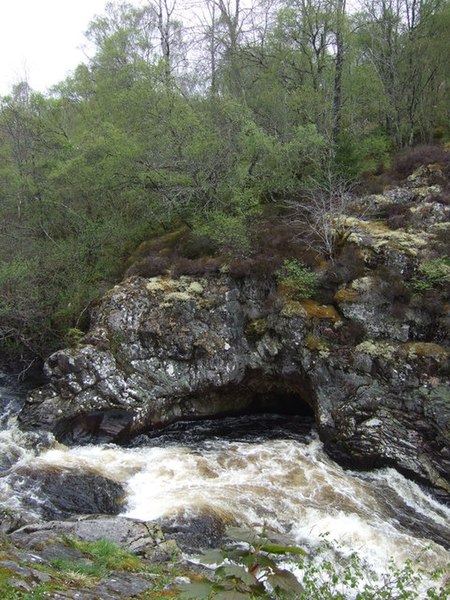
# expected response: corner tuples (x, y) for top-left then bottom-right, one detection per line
(0, 0), (114, 95)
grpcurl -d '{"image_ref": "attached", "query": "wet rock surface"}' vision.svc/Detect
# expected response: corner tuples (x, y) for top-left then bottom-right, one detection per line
(158, 511), (230, 553)
(18, 168), (450, 497)
(9, 471), (125, 520)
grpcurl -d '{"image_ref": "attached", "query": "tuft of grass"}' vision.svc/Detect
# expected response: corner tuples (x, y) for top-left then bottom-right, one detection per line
(59, 569), (98, 588)
(0, 566), (18, 600)
(64, 538), (144, 573)
(51, 556), (104, 579)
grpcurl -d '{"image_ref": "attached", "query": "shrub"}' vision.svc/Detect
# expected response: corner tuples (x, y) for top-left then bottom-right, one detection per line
(178, 234), (219, 259)
(178, 526), (305, 599)
(284, 172), (355, 261)
(126, 255), (170, 278)
(411, 287), (449, 316)
(227, 255), (282, 279)
(277, 259), (319, 300)
(385, 203), (412, 230)
(321, 246), (366, 287)
(171, 256), (221, 277)
(411, 257), (450, 292)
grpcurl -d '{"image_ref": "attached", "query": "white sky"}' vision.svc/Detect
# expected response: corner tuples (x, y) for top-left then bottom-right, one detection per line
(0, 0), (112, 95)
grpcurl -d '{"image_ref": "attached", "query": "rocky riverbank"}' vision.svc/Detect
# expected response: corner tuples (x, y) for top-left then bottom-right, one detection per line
(18, 164), (450, 498)
(0, 514), (190, 599)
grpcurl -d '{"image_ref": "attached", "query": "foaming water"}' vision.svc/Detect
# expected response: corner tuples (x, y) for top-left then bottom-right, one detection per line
(23, 417), (450, 575)
(1, 372), (449, 589)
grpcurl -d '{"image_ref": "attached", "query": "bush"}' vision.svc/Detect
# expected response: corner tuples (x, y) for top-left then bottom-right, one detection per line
(335, 131), (391, 180)
(411, 287), (449, 316)
(277, 259), (319, 300)
(385, 203), (412, 230)
(227, 255), (282, 279)
(126, 255), (170, 278)
(391, 145), (450, 180)
(321, 246), (366, 287)
(171, 256), (221, 277)
(193, 210), (254, 255)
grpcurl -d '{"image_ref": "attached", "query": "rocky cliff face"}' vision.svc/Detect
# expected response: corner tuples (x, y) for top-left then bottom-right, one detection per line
(19, 165), (450, 496)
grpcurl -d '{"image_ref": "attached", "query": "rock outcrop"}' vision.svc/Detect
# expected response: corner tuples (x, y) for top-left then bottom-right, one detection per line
(19, 166), (450, 496)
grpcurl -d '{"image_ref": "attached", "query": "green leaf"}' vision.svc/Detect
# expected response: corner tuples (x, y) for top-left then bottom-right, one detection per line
(267, 569), (304, 595)
(178, 580), (214, 599)
(216, 564), (259, 586)
(261, 542), (306, 556)
(236, 553), (278, 570)
(226, 526), (264, 546)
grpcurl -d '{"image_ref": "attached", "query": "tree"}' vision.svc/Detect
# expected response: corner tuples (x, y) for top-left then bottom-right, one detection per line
(332, 0), (346, 141)
(356, 0), (449, 146)
(285, 165), (355, 260)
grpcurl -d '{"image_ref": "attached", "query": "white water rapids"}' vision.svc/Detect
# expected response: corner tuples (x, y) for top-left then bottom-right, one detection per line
(1, 370), (449, 596)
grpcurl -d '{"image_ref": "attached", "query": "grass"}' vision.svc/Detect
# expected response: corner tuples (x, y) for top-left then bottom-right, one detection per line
(0, 535), (186, 599)
(57, 537), (144, 576)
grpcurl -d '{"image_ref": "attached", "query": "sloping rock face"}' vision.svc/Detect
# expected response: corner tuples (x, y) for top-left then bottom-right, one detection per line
(19, 167), (450, 496)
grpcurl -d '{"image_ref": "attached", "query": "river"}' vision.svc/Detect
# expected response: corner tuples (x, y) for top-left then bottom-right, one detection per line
(1, 368), (449, 597)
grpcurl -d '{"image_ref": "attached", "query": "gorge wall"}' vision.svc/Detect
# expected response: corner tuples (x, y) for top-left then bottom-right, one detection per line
(19, 165), (450, 497)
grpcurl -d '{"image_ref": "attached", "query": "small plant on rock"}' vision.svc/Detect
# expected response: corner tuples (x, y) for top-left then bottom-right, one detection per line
(411, 257), (450, 292)
(277, 259), (319, 300)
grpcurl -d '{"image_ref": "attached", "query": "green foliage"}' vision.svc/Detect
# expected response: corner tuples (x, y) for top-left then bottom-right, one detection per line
(65, 328), (85, 346)
(0, 0), (448, 359)
(0, 533), (184, 599)
(178, 526), (305, 600)
(335, 131), (392, 179)
(193, 211), (253, 255)
(190, 115), (326, 254)
(63, 537), (143, 573)
(0, 566), (19, 599)
(296, 541), (449, 600)
(178, 528), (450, 600)
(277, 260), (319, 300)
(48, 538), (144, 587)
(411, 257), (450, 292)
